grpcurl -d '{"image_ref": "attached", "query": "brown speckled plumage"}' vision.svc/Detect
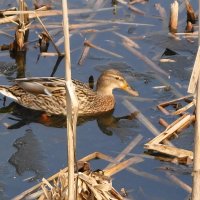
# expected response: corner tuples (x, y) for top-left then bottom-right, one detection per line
(0, 69), (139, 116)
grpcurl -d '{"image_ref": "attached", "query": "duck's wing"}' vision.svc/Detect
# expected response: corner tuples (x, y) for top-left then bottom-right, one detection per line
(13, 77), (95, 98)
(14, 77), (66, 96)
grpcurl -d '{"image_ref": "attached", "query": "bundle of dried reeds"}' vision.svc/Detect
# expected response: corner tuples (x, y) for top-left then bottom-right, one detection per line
(39, 169), (123, 200)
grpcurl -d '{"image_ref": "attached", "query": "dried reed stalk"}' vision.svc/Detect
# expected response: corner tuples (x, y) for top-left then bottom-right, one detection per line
(128, 4), (145, 15)
(169, 0), (179, 33)
(104, 157), (143, 177)
(129, 0), (147, 4)
(113, 31), (140, 48)
(158, 95), (193, 107)
(146, 114), (191, 145)
(39, 169), (124, 200)
(35, 14), (61, 55)
(40, 52), (65, 57)
(192, 86), (200, 199)
(171, 100), (195, 115)
(62, 0), (78, 200)
(145, 143), (193, 161)
(154, 3), (167, 20)
(188, 46), (200, 94)
(191, 5), (200, 194)
(78, 19), (154, 27)
(78, 0), (107, 65)
(78, 34), (96, 65)
(159, 115), (195, 144)
(0, 7), (115, 24)
(185, 0), (196, 24)
(157, 105), (170, 115)
(159, 118), (170, 128)
(13, 151), (135, 200)
(84, 40), (123, 58)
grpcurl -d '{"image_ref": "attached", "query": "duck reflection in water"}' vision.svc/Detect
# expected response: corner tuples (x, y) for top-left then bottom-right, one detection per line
(0, 102), (139, 136)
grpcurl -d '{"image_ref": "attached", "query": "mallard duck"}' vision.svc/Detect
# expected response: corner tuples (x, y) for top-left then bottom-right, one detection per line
(0, 69), (139, 116)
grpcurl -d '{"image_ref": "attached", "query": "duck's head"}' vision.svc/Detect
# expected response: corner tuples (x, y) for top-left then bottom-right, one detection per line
(96, 69), (139, 96)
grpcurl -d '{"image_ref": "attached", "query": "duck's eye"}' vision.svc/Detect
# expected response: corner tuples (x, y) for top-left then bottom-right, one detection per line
(115, 76), (120, 80)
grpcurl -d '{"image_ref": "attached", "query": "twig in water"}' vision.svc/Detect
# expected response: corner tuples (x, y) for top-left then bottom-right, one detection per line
(35, 14), (61, 56)
(84, 40), (123, 58)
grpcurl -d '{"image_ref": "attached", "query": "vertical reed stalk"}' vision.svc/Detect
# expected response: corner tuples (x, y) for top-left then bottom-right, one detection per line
(191, 1), (200, 199)
(192, 81), (200, 200)
(62, 0), (77, 200)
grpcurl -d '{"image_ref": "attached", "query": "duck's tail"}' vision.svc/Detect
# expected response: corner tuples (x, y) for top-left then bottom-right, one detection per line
(0, 85), (18, 101)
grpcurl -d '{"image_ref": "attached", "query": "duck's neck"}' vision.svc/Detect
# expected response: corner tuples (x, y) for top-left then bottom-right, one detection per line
(96, 76), (115, 96)
(96, 86), (114, 96)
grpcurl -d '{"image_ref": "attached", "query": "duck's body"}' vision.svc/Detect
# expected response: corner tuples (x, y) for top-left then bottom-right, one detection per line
(0, 69), (139, 116)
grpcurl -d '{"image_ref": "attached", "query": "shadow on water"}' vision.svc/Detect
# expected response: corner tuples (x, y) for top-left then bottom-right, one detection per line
(0, 101), (139, 136)
(8, 129), (46, 181)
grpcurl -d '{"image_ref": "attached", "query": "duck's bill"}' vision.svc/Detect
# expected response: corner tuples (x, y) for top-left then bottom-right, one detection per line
(123, 85), (139, 96)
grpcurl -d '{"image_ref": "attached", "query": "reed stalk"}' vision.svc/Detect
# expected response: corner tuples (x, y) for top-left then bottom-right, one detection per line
(191, 0), (200, 199)
(62, 0), (78, 200)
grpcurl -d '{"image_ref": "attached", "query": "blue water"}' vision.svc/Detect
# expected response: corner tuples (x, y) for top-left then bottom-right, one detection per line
(0, 0), (197, 199)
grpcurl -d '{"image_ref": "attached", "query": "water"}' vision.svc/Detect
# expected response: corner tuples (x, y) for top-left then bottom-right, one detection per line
(0, 0), (197, 199)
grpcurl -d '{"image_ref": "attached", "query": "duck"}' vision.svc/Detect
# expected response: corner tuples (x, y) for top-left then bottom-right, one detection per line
(0, 69), (139, 116)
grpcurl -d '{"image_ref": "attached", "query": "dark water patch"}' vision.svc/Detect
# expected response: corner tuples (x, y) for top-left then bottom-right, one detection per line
(8, 129), (46, 180)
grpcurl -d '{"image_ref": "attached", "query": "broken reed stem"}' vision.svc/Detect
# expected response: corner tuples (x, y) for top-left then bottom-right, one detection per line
(104, 157), (143, 177)
(84, 40), (123, 58)
(35, 14), (61, 55)
(113, 31), (140, 48)
(157, 105), (170, 115)
(185, 0), (196, 24)
(158, 95), (193, 107)
(78, 34), (96, 65)
(171, 100), (194, 115)
(169, 0), (179, 33)
(159, 115), (195, 133)
(147, 114), (191, 145)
